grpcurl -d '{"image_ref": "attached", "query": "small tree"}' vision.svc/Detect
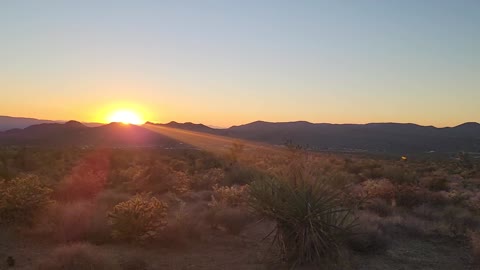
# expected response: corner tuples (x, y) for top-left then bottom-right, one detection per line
(108, 193), (168, 242)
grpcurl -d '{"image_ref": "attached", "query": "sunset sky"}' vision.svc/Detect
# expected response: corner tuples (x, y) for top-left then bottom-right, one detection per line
(1, 1), (479, 127)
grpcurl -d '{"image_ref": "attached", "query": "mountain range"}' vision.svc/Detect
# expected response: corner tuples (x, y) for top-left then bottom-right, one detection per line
(1, 116), (479, 154)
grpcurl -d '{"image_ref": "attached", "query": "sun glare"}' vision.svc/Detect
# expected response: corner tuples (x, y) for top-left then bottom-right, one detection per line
(108, 110), (143, 125)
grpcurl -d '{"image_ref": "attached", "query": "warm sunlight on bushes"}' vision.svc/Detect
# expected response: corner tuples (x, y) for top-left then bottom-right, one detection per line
(0, 174), (52, 225)
(108, 193), (168, 242)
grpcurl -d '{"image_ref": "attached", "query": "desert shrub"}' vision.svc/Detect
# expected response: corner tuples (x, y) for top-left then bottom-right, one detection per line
(447, 190), (470, 205)
(442, 206), (479, 235)
(395, 185), (425, 208)
(108, 193), (168, 242)
(190, 168), (225, 191)
(382, 165), (417, 185)
(362, 179), (396, 204)
(140, 161), (174, 193)
(412, 204), (442, 221)
(424, 190), (450, 207)
(327, 172), (359, 189)
(207, 185), (251, 235)
(0, 174), (52, 225)
(344, 159), (362, 174)
(422, 177), (449, 191)
(249, 177), (356, 267)
(360, 161), (383, 179)
(210, 184), (249, 208)
(35, 242), (120, 270)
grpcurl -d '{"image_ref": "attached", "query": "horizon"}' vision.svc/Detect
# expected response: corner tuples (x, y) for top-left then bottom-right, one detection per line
(1, 1), (479, 127)
(1, 114), (478, 129)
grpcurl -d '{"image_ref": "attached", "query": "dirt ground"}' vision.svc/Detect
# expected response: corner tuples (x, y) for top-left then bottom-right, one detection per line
(1, 223), (475, 270)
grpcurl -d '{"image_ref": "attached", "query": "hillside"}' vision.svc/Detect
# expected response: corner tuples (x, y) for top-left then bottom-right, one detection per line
(147, 121), (480, 154)
(0, 116), (58, 131)
(0, 121), (183, 147)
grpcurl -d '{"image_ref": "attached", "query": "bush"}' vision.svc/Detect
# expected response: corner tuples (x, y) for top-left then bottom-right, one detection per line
(395, 185), (425, 208)
(442, 206), (479, 235)
(108, 193), (168, 242)
(249, 177), (356, 266)
(362, 179), (396, 203)
(382, 165), (417, 185)
(190, 168), (225, 191)
(422, 177), (449, 191)
(0, 174), (52, 225)
(209, 184), (249, 208)
(35, 242), (120, 270)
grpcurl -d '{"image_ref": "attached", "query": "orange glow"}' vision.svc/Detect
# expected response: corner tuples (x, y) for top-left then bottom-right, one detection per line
(107, 110), (143, 125)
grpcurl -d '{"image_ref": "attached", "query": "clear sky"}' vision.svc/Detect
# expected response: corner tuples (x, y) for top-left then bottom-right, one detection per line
(1, 0), (479, 127)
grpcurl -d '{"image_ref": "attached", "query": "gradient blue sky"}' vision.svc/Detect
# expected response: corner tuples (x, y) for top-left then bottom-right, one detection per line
(1, 0), (479, 127)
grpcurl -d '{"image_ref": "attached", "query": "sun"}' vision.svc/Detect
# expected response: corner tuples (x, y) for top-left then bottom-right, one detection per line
(108, 110), (143, 125)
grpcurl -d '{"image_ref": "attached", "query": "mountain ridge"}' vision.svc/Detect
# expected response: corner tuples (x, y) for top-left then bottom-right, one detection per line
(1, 116), (479, 153)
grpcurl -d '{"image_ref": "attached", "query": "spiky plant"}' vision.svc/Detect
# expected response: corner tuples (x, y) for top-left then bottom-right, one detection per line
(249, 176), (356, 268)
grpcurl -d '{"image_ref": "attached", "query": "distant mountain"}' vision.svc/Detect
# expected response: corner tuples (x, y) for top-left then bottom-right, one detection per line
(146, 120), (480, 154)
(0, 121), (183, 147)
(0, 116), (58, 131)
(219, 121), (480, 154)
(0, 115), (103, 131)
(2, 116), (480, 153)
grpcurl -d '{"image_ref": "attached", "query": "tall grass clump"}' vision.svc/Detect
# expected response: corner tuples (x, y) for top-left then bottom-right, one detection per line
(249, 176), (356, 267)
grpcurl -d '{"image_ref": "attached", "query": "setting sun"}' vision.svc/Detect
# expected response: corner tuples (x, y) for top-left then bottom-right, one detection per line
(108, 110), (143, 125)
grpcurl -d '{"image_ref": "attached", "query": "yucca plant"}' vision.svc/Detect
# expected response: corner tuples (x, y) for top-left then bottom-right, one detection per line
(249, 176), (356, 268)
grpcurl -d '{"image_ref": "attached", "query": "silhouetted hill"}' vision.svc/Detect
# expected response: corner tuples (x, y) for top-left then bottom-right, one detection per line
(0, 115), (58, 131)
(219, 121), (480, 154)
(2, 117), (480, 153)
(146, 121), (217, 133)
(0, 122), (183, 147)
(144, 120), (480, 153)
(0, 116), (103, 131)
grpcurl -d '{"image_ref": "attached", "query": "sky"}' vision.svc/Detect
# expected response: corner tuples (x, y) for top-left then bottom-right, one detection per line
(1, 0), (479, 127)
